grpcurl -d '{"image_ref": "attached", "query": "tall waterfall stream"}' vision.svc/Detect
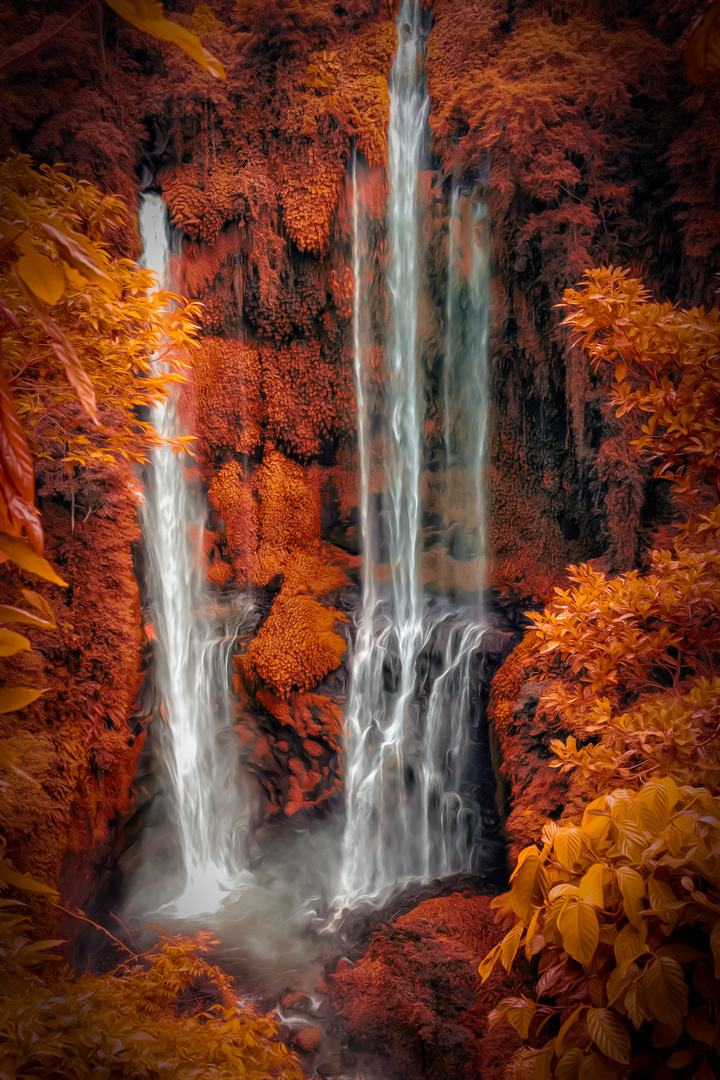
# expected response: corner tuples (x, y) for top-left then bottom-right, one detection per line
(138, 194), (254, 917)
(336, 0), (491, 912)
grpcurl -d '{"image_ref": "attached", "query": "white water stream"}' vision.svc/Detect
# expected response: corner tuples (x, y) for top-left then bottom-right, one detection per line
(139, 195), (252, 917)
(336, 0), (491, 910)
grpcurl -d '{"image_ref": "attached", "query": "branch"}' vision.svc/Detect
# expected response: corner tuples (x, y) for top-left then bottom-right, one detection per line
(0, 1), (100, 75)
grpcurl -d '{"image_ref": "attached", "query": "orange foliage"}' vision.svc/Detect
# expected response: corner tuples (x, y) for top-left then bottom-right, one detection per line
(278, 143), (345, 256)
(0, 462), (144, 931)
(241, 590), (347, 696)
(193, 336), (263, 464)
(487, 634), (589, 860)
(428, 11), (669, 294)
(158, 155), (246, 246)
(256, 450), (321, 556)
(207, 556), (233, 584)
(208, 462), (258, 585)
(259, 341), (354, 460)
(304, 19), (396, 170)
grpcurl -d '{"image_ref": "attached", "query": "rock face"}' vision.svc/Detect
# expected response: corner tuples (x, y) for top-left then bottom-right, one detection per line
(329, 893), (532, 1080)
(488, 633), (601, 860)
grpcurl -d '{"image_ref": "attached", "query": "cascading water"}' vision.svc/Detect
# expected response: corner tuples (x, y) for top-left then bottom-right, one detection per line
(336, 0), (492, 910)
(138, 194), (251, 917)
(443, 187), (491, 592)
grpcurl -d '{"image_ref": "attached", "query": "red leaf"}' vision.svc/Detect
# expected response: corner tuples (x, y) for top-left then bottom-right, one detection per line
(0, 359), (42, 552)
(0, 295), (22, 333)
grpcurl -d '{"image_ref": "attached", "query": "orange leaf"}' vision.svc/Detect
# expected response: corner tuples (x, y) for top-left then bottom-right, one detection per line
(21, 282), (98, 423)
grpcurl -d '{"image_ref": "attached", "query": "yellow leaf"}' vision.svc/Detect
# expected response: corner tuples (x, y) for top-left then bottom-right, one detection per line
(616, 819), (649, 861)
(0, 532), (67, 585)
(532, 1046), (553, 1080)
(615, 866), (645, 928)
(614, 923), (647, 972)
(586, 1007), (631, 1064)
(40, 220), (121, 299)
(578, 1050), (619, 1080)
(647, 878), (684, 925)
(0, 217), (21, 243)
(556, 1004), (585, 1056)
(0, 627), (30, 656)
(558, 899), (600, 967)
(632, 778), (674, 832)
(624, 979), (647, 1030)
(525, 907), (543, 959)
(500, 921), (524, 972)
(104, 0), (226, 79)
(582, 797), (611, 849)
(579, 863), (605, 908)
(555, 1048), (583, 1080)
(478, 942), (501, 983)
(642, 956), (689, 1024)
(504, 997), (537, 1039)
(509, 847), (549, 923)
(0, 687), (45, 714)
(607, 960), (640, 1006)
(15, 252), (66, 305)
(0, 597), (55, 629)
(0, 861), (58, 894)
(21, 287), (98, 422)
(555, 827), (583, 870)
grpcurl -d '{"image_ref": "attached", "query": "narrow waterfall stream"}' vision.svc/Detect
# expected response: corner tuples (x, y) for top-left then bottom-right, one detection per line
(336, 0), (492, 911)
(138, 194), (252, 918)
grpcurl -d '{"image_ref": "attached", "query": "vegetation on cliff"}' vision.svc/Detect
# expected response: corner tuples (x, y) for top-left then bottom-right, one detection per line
(483, 268), (720, 1080)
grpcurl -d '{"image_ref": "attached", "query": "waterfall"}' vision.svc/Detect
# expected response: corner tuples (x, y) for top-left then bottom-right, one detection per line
(139, 194), (251, 917)
(443, 189), (490, 594)
(336, 0), (492, 910)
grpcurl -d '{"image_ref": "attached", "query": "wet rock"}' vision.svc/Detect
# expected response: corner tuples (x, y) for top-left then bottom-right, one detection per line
(293, 1026), (322, 1053)
(281, 991), (312, 1013)
(382, 650), (400, 693)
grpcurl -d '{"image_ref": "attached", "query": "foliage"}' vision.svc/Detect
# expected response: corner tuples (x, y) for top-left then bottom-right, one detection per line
(104, 0), (225, 79)
(0, 155), (194, 865)
(562, 267), (720, 501)
(428, 12), (668, 295)
(0, 154), (199, 554)
(1, 0), (225, 81)
(483, 269), (720, 1079)
(482, 779), (720, 1079)
(242, 589), (347, 696)
(0, 857), (302, 1080)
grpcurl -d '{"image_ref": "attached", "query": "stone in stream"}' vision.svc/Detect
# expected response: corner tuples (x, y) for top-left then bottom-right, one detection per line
(293, 1026), (322, 1053)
